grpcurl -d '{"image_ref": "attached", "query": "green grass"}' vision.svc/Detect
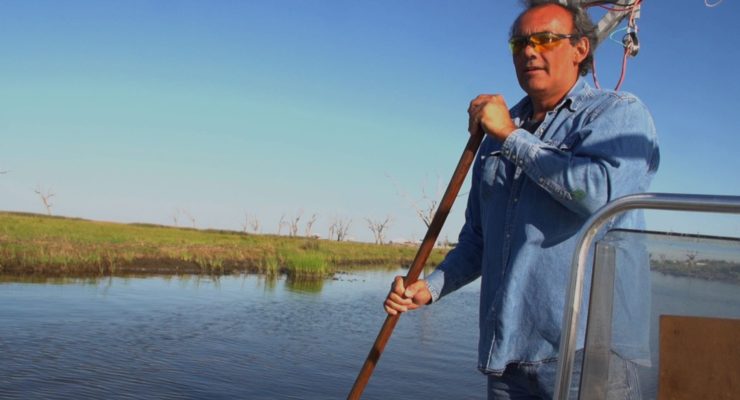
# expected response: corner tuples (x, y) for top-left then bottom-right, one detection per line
(0, 211), (448, 278)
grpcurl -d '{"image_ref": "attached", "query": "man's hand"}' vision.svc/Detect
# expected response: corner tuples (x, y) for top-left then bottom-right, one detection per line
(468, 94), (517, 142)
(383, 275), (432, 316)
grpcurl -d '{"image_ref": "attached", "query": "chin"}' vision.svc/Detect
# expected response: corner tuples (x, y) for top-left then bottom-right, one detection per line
(520, 81), (549, 96)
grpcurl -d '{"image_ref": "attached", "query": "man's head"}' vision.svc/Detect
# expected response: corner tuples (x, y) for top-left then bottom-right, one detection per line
(509, 1), (596, 104)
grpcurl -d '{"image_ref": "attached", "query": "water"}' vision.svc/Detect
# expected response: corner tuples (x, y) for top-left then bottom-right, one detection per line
(2, 268), (738, 399)
(0, 270), (486, 399)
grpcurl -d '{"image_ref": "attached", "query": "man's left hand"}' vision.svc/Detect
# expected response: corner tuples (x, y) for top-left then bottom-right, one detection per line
(468, 94), (517, 142)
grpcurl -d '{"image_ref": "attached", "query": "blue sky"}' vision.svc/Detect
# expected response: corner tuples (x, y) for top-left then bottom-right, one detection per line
(1, 0), (738, 242)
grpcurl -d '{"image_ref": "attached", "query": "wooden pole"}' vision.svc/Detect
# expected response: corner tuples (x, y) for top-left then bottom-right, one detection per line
(347, 132), (484, 399)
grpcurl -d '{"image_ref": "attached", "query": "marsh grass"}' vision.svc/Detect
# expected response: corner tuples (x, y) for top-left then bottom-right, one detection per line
(0, 211), (448, 278)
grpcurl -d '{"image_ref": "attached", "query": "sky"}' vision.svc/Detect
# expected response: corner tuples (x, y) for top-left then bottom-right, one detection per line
(1, 0), (738, 243)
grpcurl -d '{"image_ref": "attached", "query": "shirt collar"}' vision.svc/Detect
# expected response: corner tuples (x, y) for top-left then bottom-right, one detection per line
(560, 77), (590, 112)
(512, 77), (590, 118)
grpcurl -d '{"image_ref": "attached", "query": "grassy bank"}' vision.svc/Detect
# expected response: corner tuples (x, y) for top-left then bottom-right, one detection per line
(0, 212), (448, 278)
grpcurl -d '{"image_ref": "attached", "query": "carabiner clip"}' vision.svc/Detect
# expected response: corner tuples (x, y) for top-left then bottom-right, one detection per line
(622, 31), (640, 57)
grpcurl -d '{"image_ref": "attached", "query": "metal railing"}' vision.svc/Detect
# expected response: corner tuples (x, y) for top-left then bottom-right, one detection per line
(554, 193), (740, 400)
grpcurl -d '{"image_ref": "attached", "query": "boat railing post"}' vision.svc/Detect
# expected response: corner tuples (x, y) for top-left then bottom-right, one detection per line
(578, 241), (617, 399)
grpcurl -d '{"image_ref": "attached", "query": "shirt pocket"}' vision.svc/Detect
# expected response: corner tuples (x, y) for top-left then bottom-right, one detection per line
(481, 150), (502, 200)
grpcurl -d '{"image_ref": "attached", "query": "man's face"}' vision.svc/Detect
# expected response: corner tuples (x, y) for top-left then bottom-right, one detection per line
(512, 5), (588, 102)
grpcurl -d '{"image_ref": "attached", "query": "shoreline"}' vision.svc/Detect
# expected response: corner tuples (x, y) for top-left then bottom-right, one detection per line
(0, 211), (448, 278)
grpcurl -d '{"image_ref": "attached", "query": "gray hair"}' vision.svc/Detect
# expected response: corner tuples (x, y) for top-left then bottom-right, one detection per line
(510, 0), (597, 76)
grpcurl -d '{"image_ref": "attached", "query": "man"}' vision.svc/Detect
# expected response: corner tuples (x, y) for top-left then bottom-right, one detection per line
(384, 1), (659, 399)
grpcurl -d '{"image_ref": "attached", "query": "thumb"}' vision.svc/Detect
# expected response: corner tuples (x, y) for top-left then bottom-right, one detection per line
(404, 280), (427, 298)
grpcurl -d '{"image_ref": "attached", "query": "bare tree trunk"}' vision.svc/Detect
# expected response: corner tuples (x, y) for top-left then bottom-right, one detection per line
(242, 212), (262, 234)
(241, 212), (250, 233)
(386, 173), (448, 229)
(181, 209), (196, 228)
(328, 221), (336, 241)
(249, 216), (261, 233)
(330, 217), (352, 241)
(366, 216), (392, 244)
(278, 214), (286, 235)
(34, 185), (55, 216)
(305, 213), (318, 237)
(289, 210), (303, 237)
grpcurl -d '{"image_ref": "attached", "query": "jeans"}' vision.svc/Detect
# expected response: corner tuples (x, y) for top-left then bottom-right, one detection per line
(487, 351), (641, 400)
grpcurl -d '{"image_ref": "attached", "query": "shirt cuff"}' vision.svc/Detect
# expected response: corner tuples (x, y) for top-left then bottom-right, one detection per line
(500, 128), (538, 168)
(425, 268), (445, 303)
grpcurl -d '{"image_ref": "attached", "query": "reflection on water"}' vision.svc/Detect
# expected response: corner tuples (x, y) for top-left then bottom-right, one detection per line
(0, 269), (485, 399)
(285, 275), (324, 293)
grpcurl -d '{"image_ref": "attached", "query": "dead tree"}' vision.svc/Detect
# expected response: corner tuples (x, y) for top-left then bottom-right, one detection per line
(289, 210), (303, 237)
(416, 193), (438, 229)
(329, 217), (352, 241)
(241, 212), (261, 233)
(241, 212), (250, 233)
(34, 185), (55, 216)
(304, 213), (318, 237)
(386, 173), (448, 229)
(181, 209), (196, 228)
(249, 215), (261, 233)
(277, 213), (287, 235)
(366, 216), (392, 245)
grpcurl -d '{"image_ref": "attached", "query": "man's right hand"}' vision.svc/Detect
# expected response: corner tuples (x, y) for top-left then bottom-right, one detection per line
(468, 94), (516, 142)
(383, 275), (432, 315)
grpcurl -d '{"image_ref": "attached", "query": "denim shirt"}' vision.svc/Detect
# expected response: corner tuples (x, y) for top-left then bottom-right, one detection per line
(425, 78), (660, 374)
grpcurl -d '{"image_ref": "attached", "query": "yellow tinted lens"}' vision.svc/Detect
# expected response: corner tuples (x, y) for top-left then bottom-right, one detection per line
(531, 33), (564, 52)
(509, 38), (526, 54)
(510, 33), (566, 54)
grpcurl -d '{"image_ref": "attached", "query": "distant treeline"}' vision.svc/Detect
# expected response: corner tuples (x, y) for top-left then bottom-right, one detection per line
(0, 212), (448, 278)
(652, 259), (740, 285)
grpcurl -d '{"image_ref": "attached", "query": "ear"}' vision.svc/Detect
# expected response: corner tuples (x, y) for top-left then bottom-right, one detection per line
(573, 36), (589, 65)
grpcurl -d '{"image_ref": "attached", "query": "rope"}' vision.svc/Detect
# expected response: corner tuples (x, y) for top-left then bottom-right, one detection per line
(614, 47), (630, 91)
(589, 0), (641, 91)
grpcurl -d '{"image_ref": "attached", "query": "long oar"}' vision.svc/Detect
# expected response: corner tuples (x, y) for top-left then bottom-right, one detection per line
(347, 132), (485, 399)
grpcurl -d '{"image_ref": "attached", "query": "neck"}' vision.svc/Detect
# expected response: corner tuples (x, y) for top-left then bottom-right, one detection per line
(528, 78), (579, 121)
(529, 91), (568, 121)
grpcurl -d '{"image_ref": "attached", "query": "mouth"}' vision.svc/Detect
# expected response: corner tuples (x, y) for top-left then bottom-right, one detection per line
(523, 66), (546, 74)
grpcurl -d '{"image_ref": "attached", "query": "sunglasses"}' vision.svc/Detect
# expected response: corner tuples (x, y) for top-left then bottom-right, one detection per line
(508, 32), (579, 54)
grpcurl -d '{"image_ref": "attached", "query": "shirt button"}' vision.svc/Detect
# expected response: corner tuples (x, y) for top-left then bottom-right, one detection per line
(539, 178), (544, 184)
(514, 198), (518, 202)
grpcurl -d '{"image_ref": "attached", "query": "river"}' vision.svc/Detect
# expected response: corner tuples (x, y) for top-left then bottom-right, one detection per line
(1, 268), (738, 399)
(0, 269), (485, 399)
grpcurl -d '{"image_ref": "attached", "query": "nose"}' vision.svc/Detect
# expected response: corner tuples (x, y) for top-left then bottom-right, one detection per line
(517, 41), (539, 59)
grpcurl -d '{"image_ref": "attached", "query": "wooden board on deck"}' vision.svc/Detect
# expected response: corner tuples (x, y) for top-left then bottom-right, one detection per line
(658, 315), (740, 400)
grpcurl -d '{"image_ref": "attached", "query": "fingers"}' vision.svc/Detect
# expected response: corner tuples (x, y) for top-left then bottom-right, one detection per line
(405, 280), (432, 308)
(468, 95), (498, 136)
(403, 280), (427, 298)
(384, 291), (412, 315)
(384, 277), (431, 315)
(391, 275), (405, 295)
(468, 94), (515, 141)
(385, 276), (410, 315)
